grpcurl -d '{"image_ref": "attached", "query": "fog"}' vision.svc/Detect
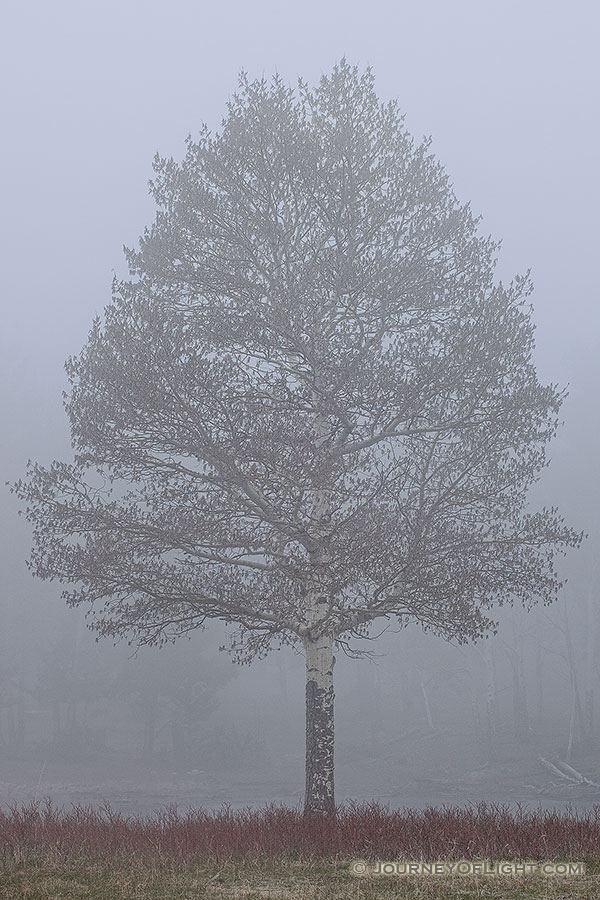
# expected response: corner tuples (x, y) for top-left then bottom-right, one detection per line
(1, 0), (599, 815)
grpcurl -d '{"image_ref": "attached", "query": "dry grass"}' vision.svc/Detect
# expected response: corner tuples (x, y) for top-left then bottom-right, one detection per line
(1, 854), (599, 899)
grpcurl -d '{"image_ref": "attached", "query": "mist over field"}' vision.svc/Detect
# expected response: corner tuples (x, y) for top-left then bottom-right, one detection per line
(1, 0), (599, 817)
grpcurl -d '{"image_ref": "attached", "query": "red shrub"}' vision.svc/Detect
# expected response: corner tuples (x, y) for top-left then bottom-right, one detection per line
(1, 799), (599, 863)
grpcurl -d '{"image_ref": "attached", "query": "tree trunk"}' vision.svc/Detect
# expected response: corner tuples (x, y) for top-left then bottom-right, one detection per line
(509, 609), (530, 742)
(303, 631), (335, 816)
(484, 640), (498, 756)
(563, 601), (586, 746)
(417, 668), (434, 731)
(303, 390), (335, 817)
(142, 693), (157, 760)
(585, 589), (596, 741)
(535, 618), (544, 731)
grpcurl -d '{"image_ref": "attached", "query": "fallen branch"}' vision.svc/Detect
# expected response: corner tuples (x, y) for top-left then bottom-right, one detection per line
(538, 756), (578, 783)
(538, 756), (600, 788)
(555, 758), (600, 787)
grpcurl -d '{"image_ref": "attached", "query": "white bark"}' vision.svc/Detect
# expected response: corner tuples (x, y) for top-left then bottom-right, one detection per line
(303, 393), (336, 815)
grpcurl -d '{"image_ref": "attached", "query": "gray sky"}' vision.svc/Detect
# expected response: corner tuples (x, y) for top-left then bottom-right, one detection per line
(1, 0), (598, 616)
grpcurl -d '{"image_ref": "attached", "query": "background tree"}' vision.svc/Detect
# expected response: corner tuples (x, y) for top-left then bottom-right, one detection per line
(115, 637), (238, 765)
(12, 60), (580, 816)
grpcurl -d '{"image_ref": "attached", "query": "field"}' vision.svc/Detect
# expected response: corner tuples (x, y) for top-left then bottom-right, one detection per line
(2, 800), (600, 898)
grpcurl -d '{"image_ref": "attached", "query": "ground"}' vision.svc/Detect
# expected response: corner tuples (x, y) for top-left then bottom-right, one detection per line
(2, 746), (600, 817)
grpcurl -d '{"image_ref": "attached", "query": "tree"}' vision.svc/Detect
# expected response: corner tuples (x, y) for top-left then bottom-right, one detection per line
(12, 60), (581, 816)
(115, 636), (238, 765)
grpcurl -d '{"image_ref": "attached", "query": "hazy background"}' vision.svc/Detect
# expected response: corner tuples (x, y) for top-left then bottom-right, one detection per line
(1, 0), (599, 813)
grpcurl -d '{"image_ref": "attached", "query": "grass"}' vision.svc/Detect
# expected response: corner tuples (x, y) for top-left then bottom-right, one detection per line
(2, 854), (599, 899)
(1, 800), (600, 898)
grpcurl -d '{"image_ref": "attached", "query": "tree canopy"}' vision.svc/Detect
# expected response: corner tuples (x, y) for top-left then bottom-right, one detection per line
(13, 62), (580, 666)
